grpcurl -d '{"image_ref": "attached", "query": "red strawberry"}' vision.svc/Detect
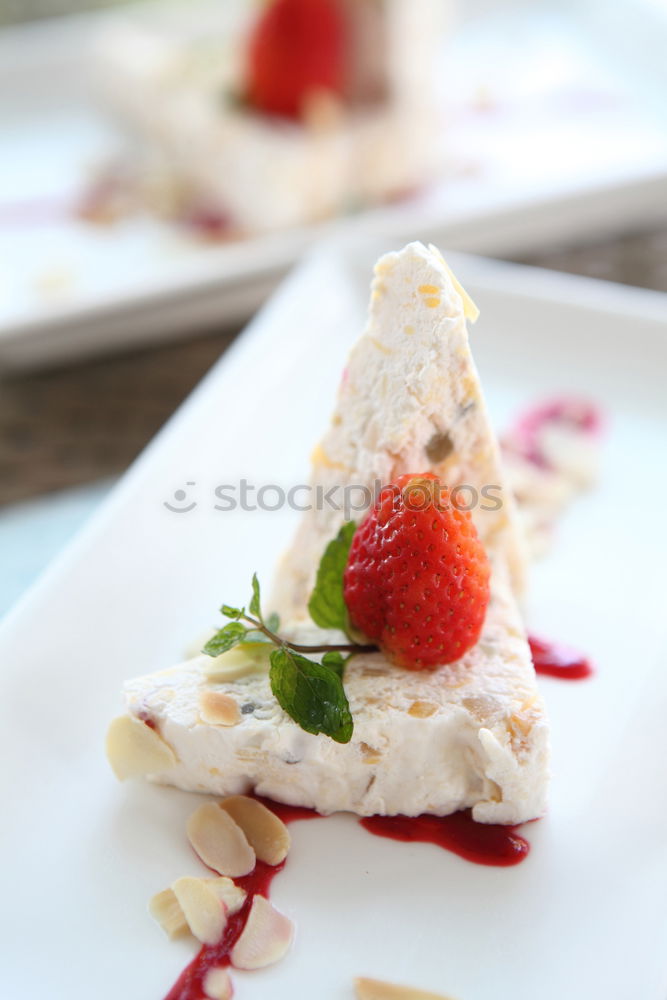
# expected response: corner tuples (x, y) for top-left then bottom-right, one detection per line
(343, 473), (491, 670)
(245, 0), (346, 119)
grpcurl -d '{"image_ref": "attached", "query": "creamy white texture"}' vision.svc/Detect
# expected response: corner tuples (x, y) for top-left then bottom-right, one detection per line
(116, 242), (550, 824)
(125, 561), (547, 824)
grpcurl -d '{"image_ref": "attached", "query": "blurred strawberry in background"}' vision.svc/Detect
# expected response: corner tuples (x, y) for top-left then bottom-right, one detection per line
(246, 0), (346, 118)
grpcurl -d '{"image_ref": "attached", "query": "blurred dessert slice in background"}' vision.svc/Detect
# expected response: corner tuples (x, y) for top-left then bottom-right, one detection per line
(88, 0), (445, 237)
(502, 398), (602, 558)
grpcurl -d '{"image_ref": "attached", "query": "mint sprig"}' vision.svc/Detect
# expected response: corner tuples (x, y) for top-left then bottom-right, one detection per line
(265, 612), (280, 632)
(204, 621), (249, 656)
(269, 647), (353, 744)
(202, 561), (375, 743)
(249, 572), (262, 620)
(307, 522), (356, 635)
(321, 650), (349, 678)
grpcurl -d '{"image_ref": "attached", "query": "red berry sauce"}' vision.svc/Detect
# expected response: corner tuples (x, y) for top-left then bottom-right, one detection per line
(360, 810), (529, 866)
(162, 796), (530, 998)
(508, 397), (602, 468)
(164, 861), (281, 1000)
(163, 800), (318, 1000)
(529, 635), (593, 680)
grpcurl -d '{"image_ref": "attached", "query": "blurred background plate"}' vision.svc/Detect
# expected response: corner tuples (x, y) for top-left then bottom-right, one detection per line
(1, 240), (666, 999)
(2, 0), (667, 370)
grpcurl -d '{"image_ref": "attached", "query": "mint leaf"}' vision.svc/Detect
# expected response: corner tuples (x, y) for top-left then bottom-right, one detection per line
(308, 522), (356, 634)
(221, 604), (244, 620)
(266, 612), (280, 633)
(249, 573), (262, 620)
(269, 647), (353, 744)
(321, 650), (349, 678)
(203, 621), (248, 657)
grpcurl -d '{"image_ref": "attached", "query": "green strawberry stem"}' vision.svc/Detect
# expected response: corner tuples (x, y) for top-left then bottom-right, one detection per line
(240, 612), (376, 655)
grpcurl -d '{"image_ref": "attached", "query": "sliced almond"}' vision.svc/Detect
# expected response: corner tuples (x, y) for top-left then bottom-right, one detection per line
(203, 967), (233, 1000)
(171, 877), (226, 946)
(230, 895), (294, 970)
(219, 796), (290, 866)
(428, 244), (479, 323)
(200, 690), (242, 726)
(148, 888), (189, 939)
(408, 700), (438, 719)
(187, 803), (256, 877)
(105, 714), (177, 780)
(355, 977), (454, 1000)
(206, 876), (246, 916)
(203, 646), (268, 683)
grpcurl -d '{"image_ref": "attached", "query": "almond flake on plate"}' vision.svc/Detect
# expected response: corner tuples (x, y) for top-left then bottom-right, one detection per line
(355, 978), (455, 1000)
(219, 795), (290, 866)
(230, 895), (294, 970)
(206, 876), (246, 915)
(105, 714), (176, 780)
(203, 967), (233, 1000)
(187, 802), (256, 877)
(148, 888), (189, 939)
(171, 877), (227, 946)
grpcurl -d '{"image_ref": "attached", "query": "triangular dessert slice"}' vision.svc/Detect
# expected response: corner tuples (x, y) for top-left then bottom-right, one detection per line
(111, 243), (549, 824)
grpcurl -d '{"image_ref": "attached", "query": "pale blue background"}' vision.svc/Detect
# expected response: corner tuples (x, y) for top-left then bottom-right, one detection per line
(0, 480), (113, 617)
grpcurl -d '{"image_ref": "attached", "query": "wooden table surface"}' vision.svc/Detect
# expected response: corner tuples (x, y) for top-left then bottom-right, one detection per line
(2, 226), (666, 507)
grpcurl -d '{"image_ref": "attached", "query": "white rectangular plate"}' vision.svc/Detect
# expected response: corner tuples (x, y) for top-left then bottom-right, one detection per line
(1, 242), (666, 999)
(2, 0), (667, 369)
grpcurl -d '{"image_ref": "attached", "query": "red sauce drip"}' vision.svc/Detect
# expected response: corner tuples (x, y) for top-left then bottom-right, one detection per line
(162, 797), (531, 997)
(360, 810), (529, 867)
(164, 861), (281, 1000)
(163, 800), (318, 1000)
(252, 794), (320, 826)
(529, 635), (593, 680)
